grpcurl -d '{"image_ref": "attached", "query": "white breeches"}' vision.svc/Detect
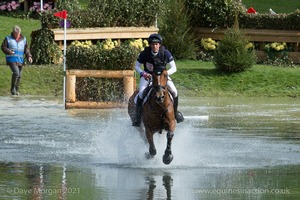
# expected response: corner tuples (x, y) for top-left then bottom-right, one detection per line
(138, 77), (178, 99)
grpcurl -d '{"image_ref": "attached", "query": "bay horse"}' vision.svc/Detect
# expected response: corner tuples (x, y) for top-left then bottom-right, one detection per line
(128, 67), (176, 164)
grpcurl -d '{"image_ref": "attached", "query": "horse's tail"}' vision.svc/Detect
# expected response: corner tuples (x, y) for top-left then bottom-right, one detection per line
(128, 90), (139, 124)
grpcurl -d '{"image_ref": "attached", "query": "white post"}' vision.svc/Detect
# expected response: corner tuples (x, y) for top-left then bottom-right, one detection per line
(40, 0), (43, 11)
(63, 18), (67, 109)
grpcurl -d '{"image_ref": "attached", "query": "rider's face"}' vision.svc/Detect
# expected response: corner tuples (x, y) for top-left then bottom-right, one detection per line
(150, 42), (161, 53)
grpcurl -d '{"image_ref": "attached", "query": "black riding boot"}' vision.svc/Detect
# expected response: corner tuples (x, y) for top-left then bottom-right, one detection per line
(132, 97), (143, 127)
(10, 75), (18, 95)
(174, 96), (184, 123)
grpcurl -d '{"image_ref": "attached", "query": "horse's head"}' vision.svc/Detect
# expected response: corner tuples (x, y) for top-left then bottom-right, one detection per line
(152, 67), (168, 104)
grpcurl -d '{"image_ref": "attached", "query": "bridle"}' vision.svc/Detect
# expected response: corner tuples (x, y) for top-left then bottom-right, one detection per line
(152, 69), (168, 104)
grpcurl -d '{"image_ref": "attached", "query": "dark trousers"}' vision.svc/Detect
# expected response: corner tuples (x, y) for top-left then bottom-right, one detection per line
(9, 63), (23, 79)
(9, 63), (23, 94)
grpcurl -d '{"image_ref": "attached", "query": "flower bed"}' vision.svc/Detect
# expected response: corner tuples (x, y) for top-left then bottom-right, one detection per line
(193, 28), (300, 63)
(51, 26), (158, 49)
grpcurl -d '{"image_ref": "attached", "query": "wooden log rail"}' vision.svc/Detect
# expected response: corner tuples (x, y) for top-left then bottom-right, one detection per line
(52, 26), (159, 48)
(193, 28), (300, 63)
(66, 70), (135, 109)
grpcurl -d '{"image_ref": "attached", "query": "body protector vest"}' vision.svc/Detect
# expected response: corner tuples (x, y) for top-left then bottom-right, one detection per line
(143, 46), (168, 74)
(5, 35), (26, 64)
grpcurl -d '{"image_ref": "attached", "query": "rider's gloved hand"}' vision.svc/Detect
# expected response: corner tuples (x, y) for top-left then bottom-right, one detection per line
(140, 71), (152, 81)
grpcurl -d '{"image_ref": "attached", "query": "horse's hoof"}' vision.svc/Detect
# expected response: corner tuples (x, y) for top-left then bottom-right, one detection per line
(149, 148), (157, 156)
(163, 154), (173, 165)
(145, 152), (154, 159)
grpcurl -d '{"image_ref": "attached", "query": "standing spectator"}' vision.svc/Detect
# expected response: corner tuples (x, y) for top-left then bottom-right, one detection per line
(1, 25), (33, 95)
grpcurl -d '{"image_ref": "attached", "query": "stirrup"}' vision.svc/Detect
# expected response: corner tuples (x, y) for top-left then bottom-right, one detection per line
(175, 111), (184, 123)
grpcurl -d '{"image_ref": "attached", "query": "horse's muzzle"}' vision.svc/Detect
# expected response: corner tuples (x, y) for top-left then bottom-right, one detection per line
(154, 86), (165, 104)
(156, 95), (165, 104)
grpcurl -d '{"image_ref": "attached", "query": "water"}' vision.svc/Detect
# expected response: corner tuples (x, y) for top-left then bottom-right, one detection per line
(0, 96), (299, 200)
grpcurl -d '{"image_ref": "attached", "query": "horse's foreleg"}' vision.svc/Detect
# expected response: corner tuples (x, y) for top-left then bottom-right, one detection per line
(163, 131), (174, 165)
(146, 129), (157, 157)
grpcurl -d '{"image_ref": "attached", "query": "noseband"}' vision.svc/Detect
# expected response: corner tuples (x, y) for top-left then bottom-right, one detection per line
(154, 85), (166, 92)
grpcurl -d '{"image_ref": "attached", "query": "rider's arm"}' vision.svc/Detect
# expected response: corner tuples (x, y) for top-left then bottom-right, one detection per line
(135, 60), (151, 80)
(167, 60), (177, 76)
(134, 61), (144, 75)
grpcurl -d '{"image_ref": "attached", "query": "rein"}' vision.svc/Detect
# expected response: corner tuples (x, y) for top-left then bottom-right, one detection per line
(149, 73), (170, 116)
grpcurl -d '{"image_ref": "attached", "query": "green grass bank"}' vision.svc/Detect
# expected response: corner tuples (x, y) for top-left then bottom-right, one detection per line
(0, 61), (299, 98)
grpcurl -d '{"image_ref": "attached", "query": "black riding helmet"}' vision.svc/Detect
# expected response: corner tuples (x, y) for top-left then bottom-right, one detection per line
(148, 33), (162, 44)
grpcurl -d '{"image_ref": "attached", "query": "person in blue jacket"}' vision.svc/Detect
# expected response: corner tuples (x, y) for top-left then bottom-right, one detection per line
(1, 25), (33, 95)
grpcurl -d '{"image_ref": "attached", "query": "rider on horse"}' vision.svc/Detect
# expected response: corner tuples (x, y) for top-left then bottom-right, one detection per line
(132, 33), (184, 127)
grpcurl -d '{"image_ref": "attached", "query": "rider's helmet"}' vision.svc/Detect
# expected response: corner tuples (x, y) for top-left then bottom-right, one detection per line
(148, 33), (162, 44)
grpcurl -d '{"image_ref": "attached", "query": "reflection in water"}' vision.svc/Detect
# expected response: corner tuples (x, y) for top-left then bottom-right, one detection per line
(1, 162), (300, 200)
(0, 162), (70, 200)
(162, 175), (173, 200)
(0, 96), (300, 199)
(145, 174), (173, 200)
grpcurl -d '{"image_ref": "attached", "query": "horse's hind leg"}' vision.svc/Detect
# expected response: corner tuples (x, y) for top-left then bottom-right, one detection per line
(163, 132), (174, 165)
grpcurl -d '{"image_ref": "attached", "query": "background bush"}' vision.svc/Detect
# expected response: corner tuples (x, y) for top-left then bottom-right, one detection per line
(186, 0), (246, 28)
(159, 0), (197, 60)
(30, 28), (62, 64)
(239, 10), (300, 30)
(213, 28), (256, 73)
(41, 0), (163, 28)
(66, 42), (139, 70)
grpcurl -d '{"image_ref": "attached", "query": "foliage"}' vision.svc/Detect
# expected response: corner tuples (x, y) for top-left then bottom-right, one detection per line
(85, 0), (162, 27)
(201, 38), (218, 51)
(34, 0), (162, 28)
(0, 1), (20, 12)
(213, 28), (256, 73)
(65, 38), (145, 101)
(30, 27), (62, 64)
(185, 0), (300, 30)
(197, 38), (218, 61)
(29, 1), (53, 12)
(159, 0), (197, 60)
(66, 39), (142, 70)
(27, 1), (54, 19)
(75, 78), (124, 102)
(186, 0), (246, 28)
(238, 11), (300, 30)
(55, 0), (82, 13)
(38, 11), (61, 29)
(263, 42), (293, 66)
(26, 0), (162, 29)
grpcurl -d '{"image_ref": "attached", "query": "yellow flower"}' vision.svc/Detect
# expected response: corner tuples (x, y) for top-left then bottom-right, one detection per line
(279, 45), (285, 50)
(271, 42), (277, 49)
(143, 39), (148, 46)
(130, 39), (148, 51)
(103, 44), (109, 50)
(201, 38), (217, 51)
